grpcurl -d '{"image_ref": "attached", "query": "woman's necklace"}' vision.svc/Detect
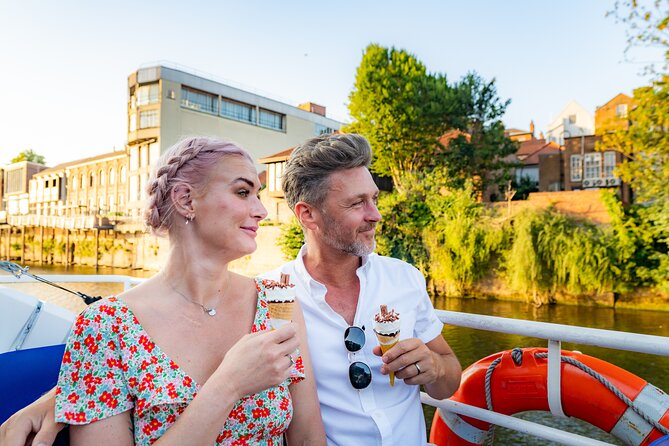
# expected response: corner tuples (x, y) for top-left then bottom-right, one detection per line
(168, 280), (229, 317)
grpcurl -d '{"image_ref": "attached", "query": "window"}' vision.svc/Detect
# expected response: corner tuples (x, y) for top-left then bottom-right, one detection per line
(315, 124), (334, 135)
(139, 110), (159, 129)
(603, 152), (616, 178)
(616, 104), (628, 118)
(570, 155), (582, 182)
(259, 109), (284, 130)
(130, 175), (139, 201)
(109, 167), (115, 185)
(6, 169), (24, 194)
(584, 153), (602, 180)
(140, 146), (148, 167)
(90, 173), (95, 187)
(220, 98), (256, 123)
(129, 147), (139, 170)
(568, 114), (577, 124)
(181, 86), (218, 114)
(120, 166), (127, 184)
(129, 112), (136, 132)
(80, 174), (85, 190)
(99, 169), (105, 186)
(72, 176), (77, 190)
(137, 83), (160, 106)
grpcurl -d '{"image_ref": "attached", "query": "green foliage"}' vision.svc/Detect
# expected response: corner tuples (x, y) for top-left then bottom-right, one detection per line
(277, 218), (304, 261)
(377, 174), (507, 294)
(423, 182), (508, 296)
(11, 149), (46, 164)
(512, 176), (539, 201)
(345, 44), (516, 195)
(74, 239), (96, 259)
(608, 0), (669, 72)
(376, 176), (433, 274)
(345, 44), (459, 191)
(601, 78), (669, 291)
(503, 208), (617, 300)
(442, 73), (518, 193)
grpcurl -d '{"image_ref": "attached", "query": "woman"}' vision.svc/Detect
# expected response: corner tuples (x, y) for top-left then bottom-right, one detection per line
(52, 137), (324, 445)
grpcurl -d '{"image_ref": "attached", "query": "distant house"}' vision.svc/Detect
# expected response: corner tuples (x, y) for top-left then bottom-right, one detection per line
(562, 135), (632, 203)
(514, 139), (562, 191)
(595, 93), (637, 135)
(504, 121), (536, 142)
(545, 100), (594, 145)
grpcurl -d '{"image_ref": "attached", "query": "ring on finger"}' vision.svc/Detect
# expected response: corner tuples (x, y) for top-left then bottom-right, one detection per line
(414, 362), (422, 375)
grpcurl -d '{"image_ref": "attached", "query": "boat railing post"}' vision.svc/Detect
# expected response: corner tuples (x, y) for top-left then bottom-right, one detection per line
(547, 339), (567, 417)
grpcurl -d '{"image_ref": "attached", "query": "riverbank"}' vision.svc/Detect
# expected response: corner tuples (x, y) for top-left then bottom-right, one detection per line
(461, 276), (669, 312)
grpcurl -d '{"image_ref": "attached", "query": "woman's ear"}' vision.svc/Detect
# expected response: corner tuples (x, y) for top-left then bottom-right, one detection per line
(171, 183), (194, 218)
(294, 201), (319, 230)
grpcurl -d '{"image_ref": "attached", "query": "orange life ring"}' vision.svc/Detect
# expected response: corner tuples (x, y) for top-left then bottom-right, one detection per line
(429, 347), (669, 446)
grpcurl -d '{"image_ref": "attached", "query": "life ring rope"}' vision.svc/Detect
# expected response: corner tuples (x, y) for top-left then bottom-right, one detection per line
(534, 352), (669, 437)
(479, 347), (669, 445)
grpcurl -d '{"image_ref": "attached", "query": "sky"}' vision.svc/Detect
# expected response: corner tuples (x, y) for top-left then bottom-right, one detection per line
(0, 1), (663, 166)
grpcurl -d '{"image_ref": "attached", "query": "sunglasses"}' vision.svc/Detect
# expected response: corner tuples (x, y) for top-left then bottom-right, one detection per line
(344, 325), (372, 389)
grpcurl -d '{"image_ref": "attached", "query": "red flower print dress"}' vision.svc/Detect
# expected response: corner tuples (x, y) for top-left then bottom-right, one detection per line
(55, 278), (304, 445)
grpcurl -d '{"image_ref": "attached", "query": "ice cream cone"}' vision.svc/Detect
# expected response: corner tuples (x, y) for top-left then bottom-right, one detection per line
(374, 304), (401, 386)
(264, 273), (296, 329)
(375, 331), (400, 386)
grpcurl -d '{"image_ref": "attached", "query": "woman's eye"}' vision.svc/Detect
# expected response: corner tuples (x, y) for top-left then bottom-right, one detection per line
(238, 189), (250, 197)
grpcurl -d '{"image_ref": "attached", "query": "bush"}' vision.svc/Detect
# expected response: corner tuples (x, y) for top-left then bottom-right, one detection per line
(277, 218), (304, 260)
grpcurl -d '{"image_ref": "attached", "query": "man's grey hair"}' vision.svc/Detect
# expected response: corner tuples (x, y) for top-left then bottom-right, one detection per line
(282, 133), (372, 210)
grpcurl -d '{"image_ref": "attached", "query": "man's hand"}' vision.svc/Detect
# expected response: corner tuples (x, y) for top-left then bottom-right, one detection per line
(0, 388), (63, 446)
(374, 336), (462, 400)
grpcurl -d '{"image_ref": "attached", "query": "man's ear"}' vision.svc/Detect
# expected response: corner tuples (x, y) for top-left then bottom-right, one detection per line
(171, 183), (194, 218)
(294, 201), (319, 230)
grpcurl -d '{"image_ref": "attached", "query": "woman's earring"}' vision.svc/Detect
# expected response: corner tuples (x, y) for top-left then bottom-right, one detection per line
(185, 214), (194, 224)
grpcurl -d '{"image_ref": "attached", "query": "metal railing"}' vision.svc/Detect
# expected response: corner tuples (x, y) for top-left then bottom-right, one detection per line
(0, 274), (144, 291)
(421, 310), (669, 445)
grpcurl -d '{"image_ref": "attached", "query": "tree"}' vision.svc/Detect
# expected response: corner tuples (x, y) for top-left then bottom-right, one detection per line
(609, 0), (669, 73)
(437, 73), (518, 193)
(345, 44), (461, 192)
(602, 78), (669, 290)
(11, 149), (46, 164)
(346, 44), (516, 195)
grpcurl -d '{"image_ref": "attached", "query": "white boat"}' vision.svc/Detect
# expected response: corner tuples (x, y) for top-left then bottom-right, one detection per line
(1, 262), (668, 445)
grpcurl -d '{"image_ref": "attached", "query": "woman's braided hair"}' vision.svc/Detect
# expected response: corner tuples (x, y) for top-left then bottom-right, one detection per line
(144, 136), (252, 235)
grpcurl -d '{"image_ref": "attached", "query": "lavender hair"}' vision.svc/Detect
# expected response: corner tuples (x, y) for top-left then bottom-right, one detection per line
(144, 136), (252, 235)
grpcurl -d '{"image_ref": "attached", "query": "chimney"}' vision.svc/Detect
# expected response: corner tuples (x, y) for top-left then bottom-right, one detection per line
(529, 120), (535, 138)
(298, 102), (326, 116)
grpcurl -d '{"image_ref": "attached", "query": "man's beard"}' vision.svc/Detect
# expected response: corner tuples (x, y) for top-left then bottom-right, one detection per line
(321, 218), (376, 257)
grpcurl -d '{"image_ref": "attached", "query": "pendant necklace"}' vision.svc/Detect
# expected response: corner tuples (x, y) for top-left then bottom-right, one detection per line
(169, 280), (228, 317)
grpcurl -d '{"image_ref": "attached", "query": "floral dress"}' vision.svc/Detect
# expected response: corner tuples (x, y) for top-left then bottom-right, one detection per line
(55, 278), (304, 445)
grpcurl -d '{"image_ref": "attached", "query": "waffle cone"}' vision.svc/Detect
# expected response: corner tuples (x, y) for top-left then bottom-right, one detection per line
(268, 301), (294, 328)
(375, 331), (400, 386)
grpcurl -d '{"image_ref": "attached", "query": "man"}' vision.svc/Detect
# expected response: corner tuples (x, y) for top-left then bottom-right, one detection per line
(265, 133), (461, 444)
(0, 133), (461, 446)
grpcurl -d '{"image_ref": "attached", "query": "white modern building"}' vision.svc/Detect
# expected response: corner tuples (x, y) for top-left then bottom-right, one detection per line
(125, 64), (343, 217)
(545, 100), (594, 145)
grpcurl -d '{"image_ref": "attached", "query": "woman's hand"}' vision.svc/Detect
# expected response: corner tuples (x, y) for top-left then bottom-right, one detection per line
(205, 323), (300, 403)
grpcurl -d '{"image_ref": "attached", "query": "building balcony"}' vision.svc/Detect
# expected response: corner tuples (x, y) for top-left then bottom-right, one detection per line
(7, 214), (109, 230)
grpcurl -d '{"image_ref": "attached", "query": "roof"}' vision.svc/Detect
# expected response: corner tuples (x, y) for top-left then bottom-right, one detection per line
(35, 150), (126, 175)
(515, 139), (561, 165)
(597, 93), (633, 110)
(504, 128), (531, 136)
(258, 147), (294, 164)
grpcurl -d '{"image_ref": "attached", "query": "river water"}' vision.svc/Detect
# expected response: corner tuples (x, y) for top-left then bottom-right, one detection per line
(4, 264), (669, 445)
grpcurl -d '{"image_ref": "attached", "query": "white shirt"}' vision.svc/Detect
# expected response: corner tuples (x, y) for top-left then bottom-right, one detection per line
(264, 246), (444, 446)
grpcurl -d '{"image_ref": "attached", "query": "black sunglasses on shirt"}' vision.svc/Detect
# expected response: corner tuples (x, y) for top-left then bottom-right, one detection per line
(344, 325), (372, 390)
